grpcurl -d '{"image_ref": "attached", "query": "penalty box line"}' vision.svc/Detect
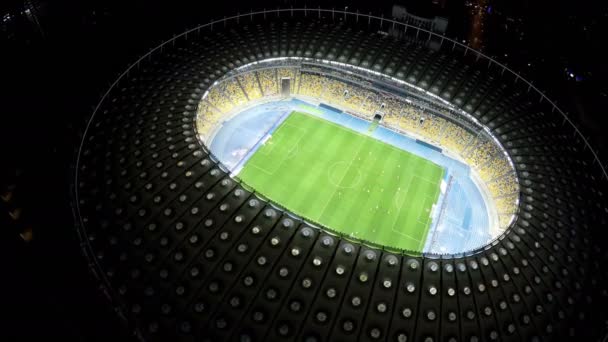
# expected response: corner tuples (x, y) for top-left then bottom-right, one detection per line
(390, 177), (420, 244)
(248, 122), (308, 175)
(390, 175), (440, 244)
(416, 195), (437, 225)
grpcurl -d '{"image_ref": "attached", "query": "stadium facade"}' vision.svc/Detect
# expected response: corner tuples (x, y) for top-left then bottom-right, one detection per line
(73, 9), (608, 341)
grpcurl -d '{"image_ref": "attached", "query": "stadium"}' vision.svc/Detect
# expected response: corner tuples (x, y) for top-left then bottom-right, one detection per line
(73, 8), (607, 341)
(198, 55), (517, 254)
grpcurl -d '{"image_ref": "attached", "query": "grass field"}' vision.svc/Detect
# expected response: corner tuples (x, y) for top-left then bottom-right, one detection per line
(238, 111), (444, 252)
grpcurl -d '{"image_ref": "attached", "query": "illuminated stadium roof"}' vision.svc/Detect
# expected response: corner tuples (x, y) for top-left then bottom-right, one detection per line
(73, 9), (608, 341)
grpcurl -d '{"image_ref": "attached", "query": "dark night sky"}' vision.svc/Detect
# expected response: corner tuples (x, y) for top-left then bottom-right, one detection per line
(2, 1), (606, 340)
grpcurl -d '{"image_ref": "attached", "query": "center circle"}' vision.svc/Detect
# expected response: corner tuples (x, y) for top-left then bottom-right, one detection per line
(328, 161), (362, 189)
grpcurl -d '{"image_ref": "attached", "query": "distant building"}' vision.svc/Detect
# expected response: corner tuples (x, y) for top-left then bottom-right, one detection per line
(391, 4), (449, 35)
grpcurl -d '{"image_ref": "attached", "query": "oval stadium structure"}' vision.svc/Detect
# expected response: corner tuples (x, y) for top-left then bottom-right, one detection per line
(73, 9), (608, 342)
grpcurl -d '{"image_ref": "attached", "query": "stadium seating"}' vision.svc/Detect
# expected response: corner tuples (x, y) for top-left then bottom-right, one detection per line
(223, 77), (248, 108)
(74, 14), (608, 342)
(197, 64), (522, 227)
(298, 73), (325, 97)
(439, 121), (475, 154)
(236, 72), (263, 101)
(257, 68), (279, 96)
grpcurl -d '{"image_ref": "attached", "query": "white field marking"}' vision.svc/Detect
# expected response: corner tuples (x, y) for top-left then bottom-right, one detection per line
(317, 137), (367, 221)
(392, 177), (412, 211)
(258, 121), (305, 155)
(416, 196), (436, 226)
(415, 193), (443, 251)
(388, 177), (421, 243)
(390, 224), (422, 242)
(248, 123), (307, 175)
(418, 182), (445, 252)
(327, 161), (363, 189)
(389, 175), (440, 244)
(262, 119), (296, 156)
(297, 111), (445, 178)
(392, 174), (440, 211)
(246, 163), (276, 176)
(278, 121), (316, 158)
(281, 121), (309, 132)
(389, 209), (422, 242)
(247, 114), (338, 221)
(297, 112), (375, 140)
(417, 222), (428, 252)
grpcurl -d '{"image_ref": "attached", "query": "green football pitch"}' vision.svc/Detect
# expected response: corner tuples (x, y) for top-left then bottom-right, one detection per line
(238, 111), (444, 252)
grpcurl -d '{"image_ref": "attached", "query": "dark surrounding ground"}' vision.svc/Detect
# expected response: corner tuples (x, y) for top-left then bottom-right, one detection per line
(1, 0), (606, 340)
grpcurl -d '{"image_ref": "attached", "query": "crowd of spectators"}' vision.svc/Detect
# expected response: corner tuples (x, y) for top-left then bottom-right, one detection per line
(196, 68), (519, 226)
(236, 73), (262, 101)
(257, 69), (279, 96)
(297, 72), (519, 223)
